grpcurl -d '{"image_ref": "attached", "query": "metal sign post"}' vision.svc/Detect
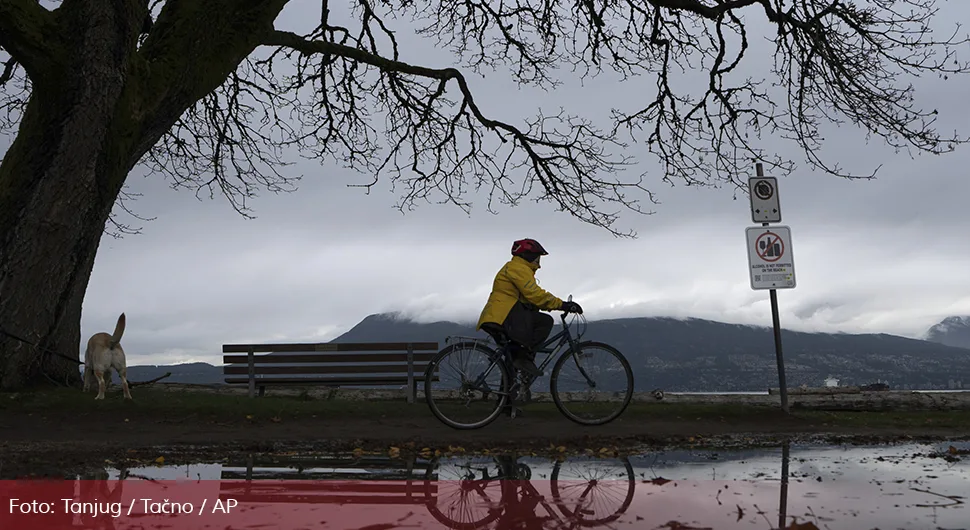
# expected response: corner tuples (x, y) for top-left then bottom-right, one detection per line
(746, 162), (794, 414)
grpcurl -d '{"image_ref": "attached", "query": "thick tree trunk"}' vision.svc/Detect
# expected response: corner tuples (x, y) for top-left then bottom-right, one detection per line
(0, 1), (142, 390)
(0, 0), (290, 390)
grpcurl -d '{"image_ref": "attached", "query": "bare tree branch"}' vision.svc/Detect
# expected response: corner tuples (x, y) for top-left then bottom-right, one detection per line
(5, 0), (967, 238)
(264, 26), (649, 234)
(0, 47), (30, 139)
(403, 0), (970, 189)
(104, 186), (158, 239)
(0, 0), (60, 83)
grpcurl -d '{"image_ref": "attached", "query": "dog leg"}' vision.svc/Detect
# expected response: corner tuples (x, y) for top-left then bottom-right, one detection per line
(95, 370), (106, 400)
(119, 368), (132, 400)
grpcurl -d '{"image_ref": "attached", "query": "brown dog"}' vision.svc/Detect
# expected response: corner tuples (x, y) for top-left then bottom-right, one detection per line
(82, 313), (132, 400)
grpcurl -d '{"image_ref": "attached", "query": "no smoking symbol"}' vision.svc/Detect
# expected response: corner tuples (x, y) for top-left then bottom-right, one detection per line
(756, 232), (784, 262)
(754, 180), (774, 201)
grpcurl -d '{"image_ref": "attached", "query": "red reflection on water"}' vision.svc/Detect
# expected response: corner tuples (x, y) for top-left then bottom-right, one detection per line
(0, 476), (962, 529)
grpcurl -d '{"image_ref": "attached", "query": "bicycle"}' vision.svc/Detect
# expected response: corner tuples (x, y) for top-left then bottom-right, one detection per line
(424, 296), (635, 430)
(422, 454), (636, 529)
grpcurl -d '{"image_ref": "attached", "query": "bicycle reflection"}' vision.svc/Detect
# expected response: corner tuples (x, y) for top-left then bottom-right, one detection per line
(424, 455), (636, 529)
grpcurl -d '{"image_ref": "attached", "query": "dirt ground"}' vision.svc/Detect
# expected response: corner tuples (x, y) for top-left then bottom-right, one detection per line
(2, 401), (966, 463)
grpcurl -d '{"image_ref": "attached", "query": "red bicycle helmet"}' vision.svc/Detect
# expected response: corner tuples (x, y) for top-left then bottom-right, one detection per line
(511, 238), (548, 257)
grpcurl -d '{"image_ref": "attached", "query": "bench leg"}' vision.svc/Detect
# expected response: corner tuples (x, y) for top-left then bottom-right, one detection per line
(406, 343), (415, 404)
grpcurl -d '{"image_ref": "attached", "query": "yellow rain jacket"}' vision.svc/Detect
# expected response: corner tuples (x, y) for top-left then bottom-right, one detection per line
(476, 256), (564, 330)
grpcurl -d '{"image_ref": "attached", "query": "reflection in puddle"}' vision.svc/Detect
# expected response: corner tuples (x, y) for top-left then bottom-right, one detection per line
(2, 441), (967, 529)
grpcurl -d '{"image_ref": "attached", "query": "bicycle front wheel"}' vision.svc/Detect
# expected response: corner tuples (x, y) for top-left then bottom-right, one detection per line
(425, 341), (511, 430)
(551, 456), (636, 525)
(550, 341), (634, 426)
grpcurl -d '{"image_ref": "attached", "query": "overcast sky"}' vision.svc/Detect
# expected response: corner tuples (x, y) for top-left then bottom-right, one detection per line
(12, 1), (970, 367)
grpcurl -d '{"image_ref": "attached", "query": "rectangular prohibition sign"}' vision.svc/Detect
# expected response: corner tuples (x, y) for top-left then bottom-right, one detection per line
(746, 225), (796, 290)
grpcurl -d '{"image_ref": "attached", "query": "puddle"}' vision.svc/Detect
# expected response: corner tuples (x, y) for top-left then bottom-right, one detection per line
(2, 441), (968, 529)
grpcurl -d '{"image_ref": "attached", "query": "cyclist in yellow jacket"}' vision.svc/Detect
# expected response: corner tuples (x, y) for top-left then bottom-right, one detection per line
(477, 238), (583, 377)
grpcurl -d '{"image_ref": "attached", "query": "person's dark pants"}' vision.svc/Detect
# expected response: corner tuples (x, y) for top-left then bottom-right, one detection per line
(502, 301), (554, 354)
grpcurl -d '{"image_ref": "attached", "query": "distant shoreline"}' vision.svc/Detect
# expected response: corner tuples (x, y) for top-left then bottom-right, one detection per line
(670, 389), (970, 395)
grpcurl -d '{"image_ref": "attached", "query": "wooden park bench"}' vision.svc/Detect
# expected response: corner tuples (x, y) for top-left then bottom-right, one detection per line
(221, 341), (439, 403)
(219, 454), (438, 505)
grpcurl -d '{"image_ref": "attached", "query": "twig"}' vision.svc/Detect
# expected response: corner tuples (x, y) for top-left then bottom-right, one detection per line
(129, 372), (171, 387)
(120, 471), (164, 484)
(910, 487), (964, 508)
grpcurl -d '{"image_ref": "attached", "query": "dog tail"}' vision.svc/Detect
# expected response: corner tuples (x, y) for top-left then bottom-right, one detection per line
(110, 313), (126, 349)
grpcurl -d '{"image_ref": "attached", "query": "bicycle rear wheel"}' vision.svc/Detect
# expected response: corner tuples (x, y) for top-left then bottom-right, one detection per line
(550, 341), (634, 426)
(425, 341), (511, 430)
(423, 456), (505, 529)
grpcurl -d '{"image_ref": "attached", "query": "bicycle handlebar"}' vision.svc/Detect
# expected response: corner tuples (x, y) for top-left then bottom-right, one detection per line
(560, 293), (581, 318)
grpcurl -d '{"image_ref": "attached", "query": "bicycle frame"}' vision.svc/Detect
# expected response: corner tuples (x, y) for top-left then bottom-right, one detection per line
(467, 311), (595, 400)
(444, 458), (596, 530)
(529, 312), (582, 373)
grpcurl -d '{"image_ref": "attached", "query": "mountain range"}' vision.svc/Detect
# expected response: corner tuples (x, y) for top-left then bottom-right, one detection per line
(925, 316), (970, 349)
(122, 313), (970, 392)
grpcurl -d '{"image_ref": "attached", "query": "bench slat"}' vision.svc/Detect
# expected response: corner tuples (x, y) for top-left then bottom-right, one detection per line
(221, 482), (430, 494)
(220, 471), (425, 481)
(224, 363), (434, 376)
(224, 458), (434, 470)
(223, 352), (437, 365)
(223, 375), (438, 385)
(222, 455), (435, 473)
(223, 342), (439, 353)
(216, 494), (432, 505)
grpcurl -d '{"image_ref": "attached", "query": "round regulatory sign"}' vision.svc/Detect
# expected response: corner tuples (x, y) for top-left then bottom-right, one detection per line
(754, 180), (774, 201)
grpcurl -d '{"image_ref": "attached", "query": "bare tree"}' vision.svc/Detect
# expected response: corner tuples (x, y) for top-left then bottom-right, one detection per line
(0, 0), (967, 389)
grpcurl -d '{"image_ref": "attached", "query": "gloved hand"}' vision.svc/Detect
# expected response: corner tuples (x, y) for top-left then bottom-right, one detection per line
(561, 301), (583, 314)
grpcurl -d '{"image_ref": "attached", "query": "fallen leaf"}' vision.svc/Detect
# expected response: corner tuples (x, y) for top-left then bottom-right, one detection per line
(154, 456), (165, 465)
